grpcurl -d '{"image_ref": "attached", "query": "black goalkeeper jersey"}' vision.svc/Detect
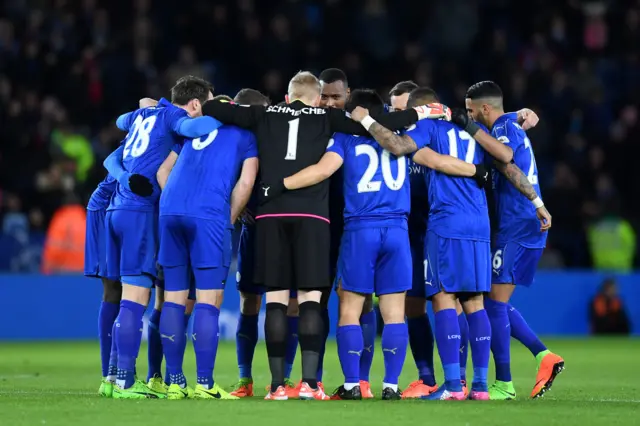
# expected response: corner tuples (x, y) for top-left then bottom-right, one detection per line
(202, 100), (420, 218)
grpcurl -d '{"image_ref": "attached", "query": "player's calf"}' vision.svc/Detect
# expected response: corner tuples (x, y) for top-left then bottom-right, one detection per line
(334, 288), (365, 399)
(404, 295), (438, 397)
(378, 292), (408, 398)
(98, 278), (121, 394)
(233, 291), (262, 397)
(296, 290), (328, 399)
(460, 293), (491, 397)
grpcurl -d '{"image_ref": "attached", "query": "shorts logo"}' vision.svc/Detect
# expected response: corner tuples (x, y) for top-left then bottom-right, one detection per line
(236, 271), (241, 283)
(263, 186), (270, 196)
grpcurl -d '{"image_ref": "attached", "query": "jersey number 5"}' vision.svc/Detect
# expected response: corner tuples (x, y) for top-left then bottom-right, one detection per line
(356, 145), (406, 193)
(124, 115), (157, 158)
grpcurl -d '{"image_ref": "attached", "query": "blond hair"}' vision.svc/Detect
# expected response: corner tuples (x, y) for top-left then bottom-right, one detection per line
(288, 71), (321, 103)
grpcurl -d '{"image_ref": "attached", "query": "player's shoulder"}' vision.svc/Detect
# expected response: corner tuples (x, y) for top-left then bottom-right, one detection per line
(492, 115), (525, 144)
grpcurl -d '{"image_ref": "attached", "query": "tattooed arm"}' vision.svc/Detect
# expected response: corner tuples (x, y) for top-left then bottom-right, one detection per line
(349, 106), (418, 156)
(494, 160), (552, 231)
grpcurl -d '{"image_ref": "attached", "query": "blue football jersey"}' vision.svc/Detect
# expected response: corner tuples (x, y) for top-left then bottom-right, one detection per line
(160, 125), (258, 224)
(87, 175), (116, 211)
(108, 98), (190, 212)
(406, 119), (490, 241)
(327, 133), (410, 230)
(491, 114), (547, 248)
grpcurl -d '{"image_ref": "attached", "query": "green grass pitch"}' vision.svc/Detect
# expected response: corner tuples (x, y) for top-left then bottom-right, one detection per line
(1, 338), (639, 426)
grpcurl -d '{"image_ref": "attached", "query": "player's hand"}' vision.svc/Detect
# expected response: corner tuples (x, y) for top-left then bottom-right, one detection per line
(518, 108), (539, 131)
(413, 103), (451, 121)
(139, 97), (158, 108)
(350, 106), (370, 122)
(472, 164), (489, 188)
(240, 208), (255, 225)
(128, 174), (154, 196)
(258, 180), (286, 205)
(451, 108), (481, 136)
(537, 206), (552, 232)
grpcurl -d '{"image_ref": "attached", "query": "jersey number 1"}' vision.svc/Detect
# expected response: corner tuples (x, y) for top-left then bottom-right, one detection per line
(285, 118), (299, 160)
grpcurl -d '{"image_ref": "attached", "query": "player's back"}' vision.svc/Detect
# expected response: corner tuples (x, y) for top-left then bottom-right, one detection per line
(491, 115), (547, 248)
(408, 158), (428, 237)
(109, 100), (188, 212)
(160, 125), (257, 223)
(422, 120), (489, 241)
(332, 132), (410, 230)
(256, 101), (335, 217)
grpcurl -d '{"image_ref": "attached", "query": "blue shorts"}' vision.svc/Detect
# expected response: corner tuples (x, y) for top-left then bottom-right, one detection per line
(155, 269), (196, 300)
(158, 215), (227, 268)
(84, 209), (110, 279)
(491, 242), (543, 287)
(158, 216), (231, 291)
(337, 227), (412, 296)
(424, 231), (491, 298)
(407, 232), (426, 298)
(236, 225), (264, 295)
(105, 210), (158, 285)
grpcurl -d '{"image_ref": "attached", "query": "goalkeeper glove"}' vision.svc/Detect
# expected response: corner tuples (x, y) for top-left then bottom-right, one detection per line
(473, 164), (489, 188)
(451, 108), (482, 136)
(413, 103), (452, 121)
(120, 173), (154, 196)
(258, 180), (286, 205)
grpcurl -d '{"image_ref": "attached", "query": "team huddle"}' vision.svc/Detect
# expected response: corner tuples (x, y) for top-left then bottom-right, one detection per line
(85, 67), (564, 402)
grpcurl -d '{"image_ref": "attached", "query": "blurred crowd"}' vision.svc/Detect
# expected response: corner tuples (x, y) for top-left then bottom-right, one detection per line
(1, 0), (639, 271)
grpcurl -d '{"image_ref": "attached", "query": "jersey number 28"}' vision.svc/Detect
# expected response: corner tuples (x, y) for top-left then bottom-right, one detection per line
(356, 145), (406, 193)
(124, 115), (157, 159)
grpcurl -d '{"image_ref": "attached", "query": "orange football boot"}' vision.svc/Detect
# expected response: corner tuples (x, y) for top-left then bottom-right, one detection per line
(298, 382), (330, 400)
(402, 380), (438, 399)
(264, 386), (288, 400)
(531, 352), (564, 398)
(359, 380), (374, 399)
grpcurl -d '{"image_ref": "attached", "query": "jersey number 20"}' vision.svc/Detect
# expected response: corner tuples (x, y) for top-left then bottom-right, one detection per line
(356, 145), (406, 193)
(124, 115), (157, 158)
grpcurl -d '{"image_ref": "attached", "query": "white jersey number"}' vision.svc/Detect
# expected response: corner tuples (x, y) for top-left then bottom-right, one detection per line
(523, 136), (538, 185)
(124, 115), (157, 158)
(285, 118), (299, 160)
(192, 129), (219, 150)
(447, 128), (476, 163)
(355, 144), (406, 193)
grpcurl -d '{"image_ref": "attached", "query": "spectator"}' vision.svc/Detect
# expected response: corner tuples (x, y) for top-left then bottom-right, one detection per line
(41, 193), (86, 275)
(590, 278), (631, 335)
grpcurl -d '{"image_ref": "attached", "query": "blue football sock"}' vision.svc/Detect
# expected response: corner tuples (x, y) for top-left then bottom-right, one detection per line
(381, 323), (408, 386)
(485, 298), (511, 382)
(458, 313), (469, 382)
(165, 314), (191, 385)
(434, 309), (462, 392)
(467, 309), (491, 391)
(316, 308), (330, 382)
(147, 308), (163, 381)
(285, 316), (299, 379)
(508, 303), (547, 356)
(359, 309), (376, 382)
(407, 314), (436, 386)
(98, 301), (119, 378)
(193, 303), (220, 389)
(236, 314), (259, 380)
(107, 321), (118, 378)
(159, 302), (187, 387)
(337, 325), (363, 384)
(115, 300), (145, 389)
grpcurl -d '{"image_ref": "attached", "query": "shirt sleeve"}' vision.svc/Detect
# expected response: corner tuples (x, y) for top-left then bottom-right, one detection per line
(328, 108), (419, 136)
(326, 133), (347, 159)
(244, 132), (259, 160)
(171, 142), (183, 155)
(404, 120), (436, 150)
(116, 111), (137, 131)
(493, 120), (524, 151)
(202, 100), (264, 129)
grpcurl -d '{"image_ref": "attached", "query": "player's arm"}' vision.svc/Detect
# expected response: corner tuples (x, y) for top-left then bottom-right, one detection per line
(157, 150), (179, 190)
(283, 152), (344, 190)
(116, 111), (137, 131)
(201, 100), (264, 129)
(328, 105), (448, 136)
(172, 116), (223, 139)
(104, 145), (154, 196)
(230, 158), (259, 224)
(450, 109), (513, 164)
(493, 161), (551, 231)
(140, 98), (158, 108)
(347, 107), (418, 156)
(413, 147), (476, 177)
